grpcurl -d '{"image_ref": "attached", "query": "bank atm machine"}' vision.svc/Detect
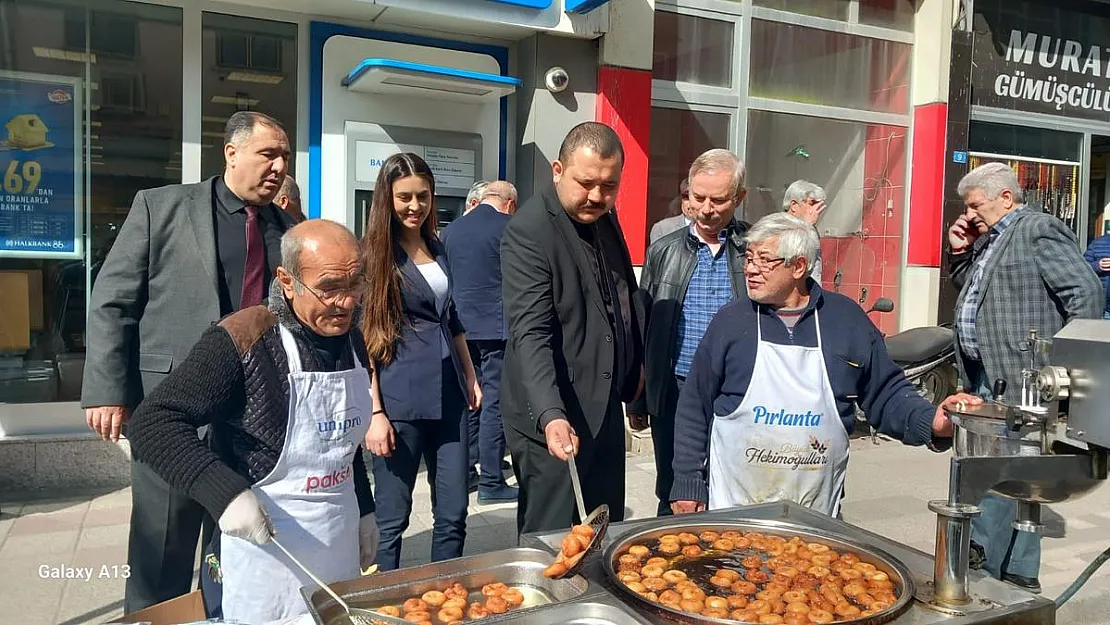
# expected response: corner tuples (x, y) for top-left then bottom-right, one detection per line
(345, 123), (483, 238)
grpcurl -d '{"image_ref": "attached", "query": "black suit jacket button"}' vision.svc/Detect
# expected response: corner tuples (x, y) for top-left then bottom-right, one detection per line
(601, 372), (612, 379)
(605, 334), (613, 342)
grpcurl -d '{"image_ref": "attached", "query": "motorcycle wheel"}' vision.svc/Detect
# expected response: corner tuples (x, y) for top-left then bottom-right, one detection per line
(916, 362), (958, 405)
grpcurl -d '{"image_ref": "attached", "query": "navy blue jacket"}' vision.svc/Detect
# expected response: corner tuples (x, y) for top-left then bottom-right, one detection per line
(378, 239), (468, 421)
(670, 283), (939, 504)
(1083, 233), (1110, 315)
(441, 203), (511, 340)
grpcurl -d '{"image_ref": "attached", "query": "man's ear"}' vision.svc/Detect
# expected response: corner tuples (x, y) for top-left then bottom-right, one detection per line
(276, 267), (296, 298)
(735, 188), (748, 205)
(552, 160), (564, 184)
(791, 258), (810, 280)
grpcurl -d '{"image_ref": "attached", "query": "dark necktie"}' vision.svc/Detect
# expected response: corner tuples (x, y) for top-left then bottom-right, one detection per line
(240, 204), (266, 308)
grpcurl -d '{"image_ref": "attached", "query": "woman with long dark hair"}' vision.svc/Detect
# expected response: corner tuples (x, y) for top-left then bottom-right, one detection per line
(361, 152), (481, 570)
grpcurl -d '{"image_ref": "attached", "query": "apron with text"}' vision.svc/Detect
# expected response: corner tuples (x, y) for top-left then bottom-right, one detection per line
(708, 308), (849, 516)
(221, 326), (373, 624)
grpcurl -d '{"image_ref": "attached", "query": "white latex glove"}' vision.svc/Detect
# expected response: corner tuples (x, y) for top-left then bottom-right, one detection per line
(219, 490), (273, 545)
(359, 514), (380, 571)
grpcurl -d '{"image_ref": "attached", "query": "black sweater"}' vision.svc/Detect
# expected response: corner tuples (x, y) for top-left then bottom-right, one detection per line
(127, 284), (375, 523)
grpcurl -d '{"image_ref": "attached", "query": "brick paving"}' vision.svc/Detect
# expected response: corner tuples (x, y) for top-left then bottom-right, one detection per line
(2, 437), (1109, 624)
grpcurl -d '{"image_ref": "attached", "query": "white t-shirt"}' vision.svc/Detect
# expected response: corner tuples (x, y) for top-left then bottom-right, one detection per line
(417, 261), (452, 359)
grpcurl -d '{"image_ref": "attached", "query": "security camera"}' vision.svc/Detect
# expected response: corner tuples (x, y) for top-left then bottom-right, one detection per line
(545, 67), (569, 93)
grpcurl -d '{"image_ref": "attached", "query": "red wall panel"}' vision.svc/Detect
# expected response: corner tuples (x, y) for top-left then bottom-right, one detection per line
(907, 102), (948, 267)
(596, 65), (652, 265)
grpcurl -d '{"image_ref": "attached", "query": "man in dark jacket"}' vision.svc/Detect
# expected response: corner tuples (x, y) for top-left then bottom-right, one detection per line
(671, 213), (979, 517)
(1082, 230), (1110, 318)
(442, 180), (519, 502)
(627, 148), (749, 516)
(127, 220), (378, 624)
(501, 122), (644, 535)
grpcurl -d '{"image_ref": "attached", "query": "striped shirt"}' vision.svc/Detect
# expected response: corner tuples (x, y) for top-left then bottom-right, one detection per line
(674, 228), (734, 378)
(956, 210), (1020, 361)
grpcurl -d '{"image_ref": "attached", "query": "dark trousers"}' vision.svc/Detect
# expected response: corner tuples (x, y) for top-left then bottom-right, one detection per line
(506, 393), (627, 536)
(466, 340), (508, 490)
(651, 375), (684, 517)
(126, 459), (216, 613)
(372, 367), (469, 571)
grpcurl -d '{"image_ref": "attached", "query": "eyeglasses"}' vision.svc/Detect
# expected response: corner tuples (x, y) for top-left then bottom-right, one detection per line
(744, 255), (787, 272)
(291, 274), (366, 304)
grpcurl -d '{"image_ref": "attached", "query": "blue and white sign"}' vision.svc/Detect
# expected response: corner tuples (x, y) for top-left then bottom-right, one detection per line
(952, 150), (968, 164)
(0, 71), (82, 259)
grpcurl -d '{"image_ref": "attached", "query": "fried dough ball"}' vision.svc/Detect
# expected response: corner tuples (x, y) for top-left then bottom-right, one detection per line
(807, 609), (834, 623)
(810, 555), (834, 567)
(868, 570), (890, 583)
(751, 539), (769, 552)
(733, 536), (753, 549)
(703, 607), (731, 619)
(874, 591), (897, 605)
(835, 602), (861, 619)
(792, 573), (819, 590)
(662, 569), (688, 584)
(629, 545), (651, 559)
(839, 568), (863, 582)
(742, 555), (764, 569)
(806, 543), (830, 554)
(717, 568), (742, 582)
(642, 577), (669, 592)
(786, 602), (811, 615)
(444, 583), (468, 601)
(807, 566), (830, 580)
(679, 598), (705, 613)
(682, 545), (704, 557)
(782, 591), (807, 604)
(698, 530), (720, 543)
(709, 574), (733, 589)
(403, 611), (430, 623)
(756, 589), (783, 602)
(839, 552), (861, 565)
(485, 596), (509, 614)
(482, 582), (508, 597)
(658, 541), (682, 555)
(759, 615), (785, 624)
(376, 606), (402, 617)
(731, 610), (759, 623)
(678, 532), (700, 545)
(660, 534), (680, 543)
(572, 524), (595, 539)
(618, 571), (642, 584)
(618, 562), (641, 574)
(680, 586), (707, 601)
(619, 553), (642, 566)
(795, 547), (814, 561)
(467, 602), (489, 619)
(659, 589), (682, 608)
(561, 534), (584, 557)
(713, 538), (736, 551)
(747, 570), (770, 584)
(843, 582), (866, 597)
(502, 588), (524, 607)
(854, 592), (877, 609)
(745, 532), (766, 541)
(437, 607), (465, 622)
(728, 594), (750, 609)
(641, 564), (665, 578)
(722, 530), (743, 541)
(732, 580), (758, 595)
(442, 597), (467, 611)
(646, 557), (670, 568)
(871, 601), (893, 612)
(748, 599), (771, 615)
(421, 591), (446, 607)
(784, 615), (808, 625)
(674, 580), (700, 593)
(640, 591), (660, 603)
(403, 598), (429, 613)
(783, 543), (800, 556)
(705, 596), (730, 611)
(855, 562), (878, 574)
(625, 582), (647, 594)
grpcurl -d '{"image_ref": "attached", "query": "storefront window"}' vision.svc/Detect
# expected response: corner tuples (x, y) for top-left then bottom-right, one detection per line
(200, 13), (297, 178)
(0, 0), (182, 405)
(745, 110), (907, 333)
(652, 11), (733, 88)
(749, 20), (910, 114)
(752, 0), (849, 21)
(646, 107), (730, 239)
(859, 0), (915, 31)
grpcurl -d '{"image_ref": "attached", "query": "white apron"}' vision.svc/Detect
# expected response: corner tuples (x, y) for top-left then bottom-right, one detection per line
(708, 308), (849, 516)
(221, 326), (373, 624)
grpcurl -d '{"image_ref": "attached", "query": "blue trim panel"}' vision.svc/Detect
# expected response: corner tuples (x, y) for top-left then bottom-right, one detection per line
(342, 58), (522, 89)
(308, 22), (510, 220)
(486, 0), (552, 7)
(566, 0), (610, 13)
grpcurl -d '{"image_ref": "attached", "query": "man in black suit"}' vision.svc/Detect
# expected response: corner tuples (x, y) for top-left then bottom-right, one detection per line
(82, 111), (294, 612)
(501, 122), (644, 535)
(442, 180), (519, 503)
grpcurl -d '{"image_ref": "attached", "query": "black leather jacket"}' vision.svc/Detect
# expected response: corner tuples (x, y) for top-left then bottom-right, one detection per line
(629, 220), (749, 417)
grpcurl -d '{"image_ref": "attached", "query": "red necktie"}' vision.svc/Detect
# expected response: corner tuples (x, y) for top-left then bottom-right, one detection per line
(240, 204), (266, 308)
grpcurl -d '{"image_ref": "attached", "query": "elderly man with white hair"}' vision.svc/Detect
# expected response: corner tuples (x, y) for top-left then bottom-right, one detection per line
(783, 180), (826, 281)
(670, 213), (980, 518)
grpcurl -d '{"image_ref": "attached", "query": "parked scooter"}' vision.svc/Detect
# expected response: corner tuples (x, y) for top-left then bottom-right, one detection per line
(856, 298), (959, 442)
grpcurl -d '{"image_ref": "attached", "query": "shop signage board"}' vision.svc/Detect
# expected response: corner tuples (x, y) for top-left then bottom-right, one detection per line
(355, 140), (476, 192)
(972, 0), (1110, 122)
(0, 71), (82, 259)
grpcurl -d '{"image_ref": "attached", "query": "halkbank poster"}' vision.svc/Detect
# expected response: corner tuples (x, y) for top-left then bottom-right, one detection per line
(0, 70), (83, 258)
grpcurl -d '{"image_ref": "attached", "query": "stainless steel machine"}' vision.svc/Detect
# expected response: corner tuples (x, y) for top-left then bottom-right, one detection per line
(932, 319), (1110, 615)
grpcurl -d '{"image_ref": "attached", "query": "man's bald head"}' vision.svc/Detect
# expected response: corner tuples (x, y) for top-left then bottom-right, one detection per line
(280, 219), (360, 279)
(481, 180), (518, 215)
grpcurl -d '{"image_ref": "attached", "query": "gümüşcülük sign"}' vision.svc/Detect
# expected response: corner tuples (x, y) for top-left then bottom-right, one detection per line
(972, 0), (1110, 121)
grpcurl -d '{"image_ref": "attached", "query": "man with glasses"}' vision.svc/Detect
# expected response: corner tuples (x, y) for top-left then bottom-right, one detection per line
(126, 219), (379, 624)
(627, 148), (750, 516)
(669, 212), (980, 517)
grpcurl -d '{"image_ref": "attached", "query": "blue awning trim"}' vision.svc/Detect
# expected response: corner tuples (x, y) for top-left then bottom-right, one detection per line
(565, 0), (610, 13)
(484, 0), (553, 7)
(342, 58), (522, 90)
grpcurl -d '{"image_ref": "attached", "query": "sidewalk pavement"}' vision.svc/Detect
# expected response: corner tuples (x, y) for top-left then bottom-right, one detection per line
(2, 437), (1109, 624)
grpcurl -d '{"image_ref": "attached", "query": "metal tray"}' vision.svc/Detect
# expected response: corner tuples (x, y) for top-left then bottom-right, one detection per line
(300, 547), (591, 625)
(602, 519), (916, 625)
(513, 599), (656, 624)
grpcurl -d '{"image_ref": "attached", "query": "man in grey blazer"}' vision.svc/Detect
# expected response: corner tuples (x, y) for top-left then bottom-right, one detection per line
(81, 111), (294, 612)
(948, 162), (1103, 594)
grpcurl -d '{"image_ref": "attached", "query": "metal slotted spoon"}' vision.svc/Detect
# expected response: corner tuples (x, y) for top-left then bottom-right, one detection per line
(557, 452), (610, 578)
(271, 537), (408, 625)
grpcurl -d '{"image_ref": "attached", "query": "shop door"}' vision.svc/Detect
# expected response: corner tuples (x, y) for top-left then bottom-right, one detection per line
(1088, 136), (1110, 247)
